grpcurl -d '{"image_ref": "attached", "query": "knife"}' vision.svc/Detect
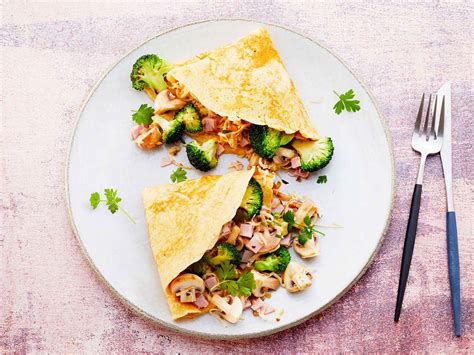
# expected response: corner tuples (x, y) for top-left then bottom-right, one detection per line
(437, 81), (461, 337)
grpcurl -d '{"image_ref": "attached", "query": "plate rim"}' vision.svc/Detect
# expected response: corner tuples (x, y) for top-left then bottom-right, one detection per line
(65, 18), (396, 339)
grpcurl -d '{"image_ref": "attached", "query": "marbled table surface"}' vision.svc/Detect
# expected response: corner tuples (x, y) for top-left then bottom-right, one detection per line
(1, 1), (473, 353)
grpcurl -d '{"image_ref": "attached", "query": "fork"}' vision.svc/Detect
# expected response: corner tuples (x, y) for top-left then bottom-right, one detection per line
(394, 94), (445, 322)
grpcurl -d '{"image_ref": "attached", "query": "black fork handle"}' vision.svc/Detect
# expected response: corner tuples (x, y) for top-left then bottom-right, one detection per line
(395, 184), (422, 322)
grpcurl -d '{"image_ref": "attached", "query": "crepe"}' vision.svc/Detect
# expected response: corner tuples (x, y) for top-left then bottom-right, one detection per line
(142, 168), (255, 320)
(168, 27), (319, 140)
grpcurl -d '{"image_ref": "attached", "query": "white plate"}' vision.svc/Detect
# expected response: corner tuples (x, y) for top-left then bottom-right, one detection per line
(66, 20), (394, 338)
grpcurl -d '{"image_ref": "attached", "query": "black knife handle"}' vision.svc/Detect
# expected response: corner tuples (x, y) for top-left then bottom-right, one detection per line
(395, 183), (422, 322)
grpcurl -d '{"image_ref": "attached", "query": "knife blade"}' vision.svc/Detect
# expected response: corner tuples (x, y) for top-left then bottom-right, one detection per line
(438, 82), (453, 211)
(437, 81), (461, 337)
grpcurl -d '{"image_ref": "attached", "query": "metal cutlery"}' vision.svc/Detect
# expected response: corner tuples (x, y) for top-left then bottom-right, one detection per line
(437, 82), (461, 337)
(394, 93), (445, 322)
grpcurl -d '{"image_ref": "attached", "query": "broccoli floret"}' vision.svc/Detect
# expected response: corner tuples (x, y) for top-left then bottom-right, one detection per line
(292, 137), (334, 172)
(154, 116), (184, 143)
(186, 139), (218, 171)
(175, 104), (202, 133)
(254, 247), (291, 273)
(188, 256), (211, 277)
(209, 243), (241, 266)
(130, 54), (171, 92)
(234, 178), (263, 222)
(270, 214), (289, 237)
(249, 124), (282, 159)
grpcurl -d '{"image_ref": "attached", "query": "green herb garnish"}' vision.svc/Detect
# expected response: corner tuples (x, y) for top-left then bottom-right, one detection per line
(317, 175), (328, 184)
(170, 167), (187, 183)
(89, 188), (136, 224)
(283, 210), (295, 232)
(333, 89), (360, 115)
(214, 261), (256, 297)
(132, 103), (154, 125)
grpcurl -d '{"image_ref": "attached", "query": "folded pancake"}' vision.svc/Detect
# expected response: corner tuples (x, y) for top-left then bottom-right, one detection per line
(167, 27), (319, 140)
(142, 168), (254, 320)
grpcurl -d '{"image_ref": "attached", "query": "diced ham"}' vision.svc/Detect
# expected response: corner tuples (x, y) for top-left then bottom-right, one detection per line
(239, 136), (250, 147)
(241, 249), (254, 263)
(280, 235), (292, 247)
(130, 125), (145, 140)
(202, 117), (217, 132)
(220, 223), (231, 236)
(251, 298), (264, 311)
(244, 299), (252, 309)
(204, 276), (218, 290)
(239, 263), (247, 270)
(194, 293), (209, 309)
(239, 223), (254, 237)
(290, 156), (301, 169)
(216, 144), (225, 156)
(245, 234), (263, 253)
(160, 157), (173, 167)
(289, 168), (310, 179)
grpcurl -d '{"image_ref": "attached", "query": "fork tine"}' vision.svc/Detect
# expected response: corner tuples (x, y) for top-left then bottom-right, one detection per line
(430, 95), (438, 138)
(438, 96), (445, 138)
(414, 93), (425, 133)
(422, 94), (432, 137)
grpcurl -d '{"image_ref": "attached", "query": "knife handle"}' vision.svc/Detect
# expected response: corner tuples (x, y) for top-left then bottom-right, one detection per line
(447, 211), (461, 336)
(394, 184), (422, 322)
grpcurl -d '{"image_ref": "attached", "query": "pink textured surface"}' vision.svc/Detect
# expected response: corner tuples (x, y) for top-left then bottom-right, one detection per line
(1, 2), (473, 353)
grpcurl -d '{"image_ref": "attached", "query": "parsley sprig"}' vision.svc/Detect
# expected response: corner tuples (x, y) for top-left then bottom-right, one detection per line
(213, 261), (256, 297)
(170, 167), (187, 183)
(132, 104), (154, 125)
(298, 215), (325, 245)
(317, 175), (328, 184)
(89, 188), (136, 224)
(283, 210), (295, 232)
(333, 89), (360, 115)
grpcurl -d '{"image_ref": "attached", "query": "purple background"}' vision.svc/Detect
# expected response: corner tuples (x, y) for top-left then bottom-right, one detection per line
(1, 1), (472, 353)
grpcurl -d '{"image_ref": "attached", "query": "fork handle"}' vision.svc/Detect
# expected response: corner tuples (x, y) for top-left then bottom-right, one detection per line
(447, 211), (461, 336)
(395, 183), (422, 322)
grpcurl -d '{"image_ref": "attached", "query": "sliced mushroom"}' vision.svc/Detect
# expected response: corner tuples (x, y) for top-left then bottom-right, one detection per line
(294, 199), (318, 226)
(154, 89), (186, 114)
(251, 270), (280, 297)
(210, 294), (243, 323)
(276, 147), (296, 159)
(258, 230), (281, 254)
(293, 237), (319, 259)
(283, 262), (313, 293)
(169, 274), (205, 303)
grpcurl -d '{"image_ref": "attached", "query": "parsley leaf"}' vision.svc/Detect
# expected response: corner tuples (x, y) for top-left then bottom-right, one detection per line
(298, 215), (316, 245)
(104, 188), (121, 214)
(317, 175), (327, 184)
(88, 188), (136, 224)
(90, 192), (100, 209)
(333, 89), (360, 115)
(215, 262), (255, 296)
(283, 210), (295, 232)
(132, 104), (154, 125)
(170, 167), (187, 183)
(215, 261), (238, 281)
(236, 272), (256, 297)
